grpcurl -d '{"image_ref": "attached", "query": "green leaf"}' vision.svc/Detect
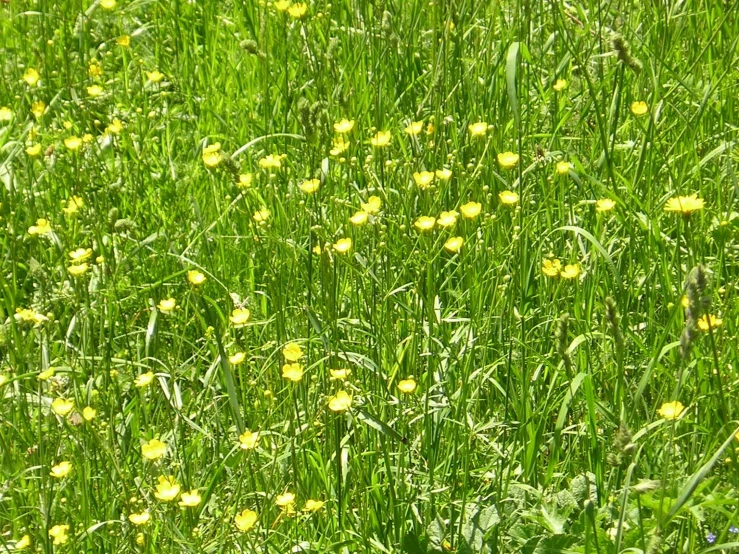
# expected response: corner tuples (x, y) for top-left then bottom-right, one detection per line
(506, 42), (521, 125)
(355, 408), (407, 443)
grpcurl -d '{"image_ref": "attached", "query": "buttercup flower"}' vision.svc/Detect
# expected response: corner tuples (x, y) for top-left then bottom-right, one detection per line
(253, 208), (270, 223)
(116, 35), (131, 47)
(460, 202), (482, 219)
(82, 406), (97, 421)
(157, 298), (177, 313)
(414, 216), (436, 232)
(141, 438), (167, 460)
(14, 535), (31, 550)
(630, 101), (648, 117)
(397, 378), (417, 394)
(329, 368), (351, 380)
(31, 101), (45, 119)
(63, 196), (84, 215)
(553, 79), (568, 92)
(48, 525), (69, 545)
(154, 476), (181, 502)
(274, 0), (290, 10)
(100, 0), (116, 9)
(179, 490), (202, 508)
(405, 121), (423, 135)
(135, 371), (155, 388)
(187, 270), (206, 285)
(259, 154), (285, 169)
(437, 210), (458, 228)
(64, 136), (82, 151)
(443, 237), (464, 253)
(333, 119), (354, 133)
(413, 171), (434, 190)
(229, 352), (246, 365)
(234, 509), (258, 532)
(657, 401), (684, 420)
(275, 492), (296, 507)
(69, 248), (93, 263)
(238, 174), (253, 188)
(128, 512), (150, 526)
(23, 68), (40, 87)
(0, 107), (12, 121)
(361, 196), (382, 214)
(468, 122), (488, 137)
(436, 168), (452, 181)
(51, 398), (74, 416)
(542, 258), (562, 277)
(28, 218), (52, 235)
(282, 363), (304, 382)
(328, 390), (353, 412)
(560, 264), (581, 280)
(370, 131), (392, 148)
(556, 161), (573, 175)
(664, 194), (704, 215)
(239, 430), (260, 450)
(350, 211), (369, 225)
(283, 343), (303, 361)
(38, 367), (56, 380)
(146, 70), (164, 83)
(230, 308), (251, 326)
(287, 2), (307, 17)
(596, 198), (616, 212)
(50, 461), (72, 478)
(330, 136), (350, 156)
(498, 191), (519, 206)
(26, 144), (42, 157)
(88, 60), (102, 78)
(334, 238), (352, 253)
(87, 84), (104, 97)
(105, 119), (122, 135)
(697, 314), (722, 331)
(67, 263), (90, 276)
(303, 499), (325, 512)
(202, 143), (223, 168)
(497, 152), (519, 170)
(299, 178), (320, 194)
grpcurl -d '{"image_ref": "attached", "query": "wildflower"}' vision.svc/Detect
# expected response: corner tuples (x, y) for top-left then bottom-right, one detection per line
(116, 35), (130, 47)
(23, 68), (40, 87)
(370, 131), (392, 148)
(350, 211), (368, 225)
(67, 263), (90, 276)
(361, 196), (382, 214)
(299, 178), (320, 194)
(283, 343), (303, 361)
(414, 216), (436, 232)
(100, 0), (116, 9)
(275, 492), (296, 508)
(154, 476), (181, 502)
(0, 107), (12, 121)
(48, 525), (69, 545)
(258, 154), (284, 169)
(497, 152), (519, 169)
(50, 461), (72, 478)
(436, 168), (452, 181)
(63, 196), (84, 215)
(69, 248), (93, 263)
(253, 208), (270, 223)
(135, 371), (155, 388)
(556, 161), (573, 175)
(136, 533), (144, 545)
(141, 438), (167, 460)
(697, 314), (722, 331)
(82, 406), (97, 421)
(303, 499), (325, 512)
(437, 210), (458, 228)
(187, 270), (206, 285)
(51, 398), (74, 416)
(202, 143), (223, 168)
(553, 79), (568, 92)
(239, 430), (260, 450)
(31, 100), (45, 119)
(238, 173), (253, 188)
(560, 264), (581, 280)
(730, 526), (738, 534)
(542, 259), (562, 277)
(498, 190), (519, 206)
(38, 367), (56, 380)
(88, 60), (102, 78)
(26, 144), (42, 157)
(282, 363), (304, 382)
(460, 201), (482, 219)
(15, 308), (47, 326)
(157, 298), (177, 314)
(468, 122), (488, 137)
(706, 533), (716, 545)
(405, 121), (423, 135)
(596, 198), (616, 212)
(329, 368), (351, 380)
(630, 101), (648, 117)
(128, 512), (150, 526)
(82, 133), (94, 144)
(657, 401), (684, 420)
(64, 136), (82, 151)
(664, 194), (704, 215)
(230, 308), (251, 326)
(333, 119), (354, 133)
(179, 490), (202, 508)
(397, 378), (417, 394)
(330, 136), (350, 156)
(234, 509), (257, 532)
(333, 237), (352, 253)
(413, 171), (435, 190)
(146, 70), (164, 83)
(443, 236), (464, 253)
(287, 2), (307, 18)
(87, 84), (104, 97)
(229, 352), (246, 365)
(15, 535), (31, 550)
(328, 390), (353, 412)
(105, 119), (123, 135)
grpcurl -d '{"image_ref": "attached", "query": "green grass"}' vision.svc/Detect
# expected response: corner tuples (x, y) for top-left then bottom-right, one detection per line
(1, 0), (739, 552)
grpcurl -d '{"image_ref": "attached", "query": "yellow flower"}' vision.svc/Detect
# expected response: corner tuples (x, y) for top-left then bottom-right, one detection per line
(100, 0), (116, 9)
(187, 270), (206, 285)
(253, 208), (270, 223)
(23, 68), (40, 87)
(234, 509), (258, 532)
(436, 210), (458, 228)
(141, 438), (167, 460)
(31, 100), (45, 119)
(87, 84), (104, 97)
(0, 106), (12, 121)
(275, 492), (296, 507)
(595, 198), (616, 213)
(63, 196), (84, 215)
(630, 101), (648, 117)
(370, 130), (392, 148)
(82, 133), (94, 143)
(239, 430), (260, 450)
(414, 216), (436, 232)
(330, 135), (350, 156)
(82, 406), (97, 421)
(560, 264), (581, 280)
(283, 342), (303, 361)
(38, 367), (56, 380)
(697, 314), (722, 331)
(15, 535), (31, 550)
(67, 263), (90, 276)
(404, 121), (423, 135)
(413, 171), (435, 190)
(333, 119), (355, 133)
(334, 237), (352, 253)
(15, 308), (48, 326)
(282, 363), (304, 382)
(657, 401), (684, 420)
(435, 168), (452, 181)
(259, 154), (285, 169)
(64, 136), (82, 151)
(202, 143), (223, 168)
(229, 352), (246, 365)
(556, 161), (573, 175)
(497, 152), (519, 170)
(498, 190), (519, 206)
(238, 173), (253, 188)
(135, 371), (155, 388)
(467, 121), (488, 137)
(553, 78), (568, 92)
(350, 211), (369, 225)
(88, 60), (103, 78)
(664, 194), (704, 215)
(136, 533), (144, 545)
(460, 201), (482, 219)
(681, 295), (690, 308)
(397, 378), (417, 394)
(230, 308), (251, 326)
(26, 143), (42, 157)
(303, 499), (325, 512)
(69, 248), (93, 263)
(48, 525), (69, 545)
(128, 512), (150, 526)
(116, 35), (131, 47)
(179, 490), (202, 508)
(51, 398), (74, 416)
(361, 196), (382, 214)
(146, 70), (164, 83)
(328, 390), (353, 412)
(443, 236), (464, 253)
(287, 2), (307, 17)
(50, 461), (72, 478)
(542, 258), (562, 277)
(299, 178), (320, 194)
(157, 298), (177, 314)
(106, 119), (123, 135)
(154, 476), (181, 502)
(329, 368), (351, 380)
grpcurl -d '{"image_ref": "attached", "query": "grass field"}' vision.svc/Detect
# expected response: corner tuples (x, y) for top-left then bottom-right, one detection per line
(1, 0), (739, 552)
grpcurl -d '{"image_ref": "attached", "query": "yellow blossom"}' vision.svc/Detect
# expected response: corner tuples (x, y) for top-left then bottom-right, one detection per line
(287, 2), (307, 17)
(134, 371), (155, 388)
(106, 119), (123, 135)
(630, 101), (648, 117)
(63, 196), (84, 215)
(157, 298), (177, 313)
(0, 106), (12, 121)
(435, 168), (452, 181)
(88, 60), (103, 78)
(497, 152), (519, 170)
(303, 499), (325, 512)
(116, 35), (131, 47)
(179, 490), (202, 508)
(333, 119), (355, 133)
(64, 136), (82, 151)
(560, 264), (581, 280)
(100, 0), (116, 9)
(370, 131), (392, 148)
(283, 342), (303, 361)
(146, 70), (164, 83)
(553, 79), (568, 92)
(230, 308), (251, 326)
(413, 171), (435, 190)
(50, 461), (72, 478)
(141, 438), (167, 460)
(595, 198), (616, 213)
(361, 196), (382, 214)
(460, 201), (482, 219)
(128, 512), (150, 526)
(23, 68), (40, 87)
(542, 259), (562, 277)
(38, 367), (56, 380)
(275, 492), (295, 507)
(350, 211), (369, 225)
(334, 237), (352, 253)
(258, 154), (285, 169)
(405, 121), (423, 135)
(187, 270), (206, 285)
(282, 363), (304, 382)
(657, 401), (684, 420)
(498, 190), (519, 206)
(328, 390), (353, 412)
(69, 248), (93, 263)
(238, 173), (253, 188)
(697, 314), (722, 331)
(51, 398), (74, 416)
(467, 121), (488, 137)
(234, 509), (258, 532)
(443, 236), (464, 253)
(48, 525), (69, 545)
(154, 476), (181, 502)
(329, 368), (351, 380)
(82, 406), (97, 421)
(436, 210), (458, 228)
(31, 100), (45, 119)
(15, 535), (31, 550)
(239, 430), (260, 450)
(229, 352), (246, 365)
(330, 135), (350, 156)
(299, 178), (320, 194)
(202, 143), (223, 168)
(397, 378), (417, 394)
(556, 161), (573, 175)
(414, 216), (436, 232)
(253, 208), (270, 223)
(87, 84), (104, 97)
(67, 263), (90, 276)
(26, 144), (42, 157)
(664, 194), (704, 215)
